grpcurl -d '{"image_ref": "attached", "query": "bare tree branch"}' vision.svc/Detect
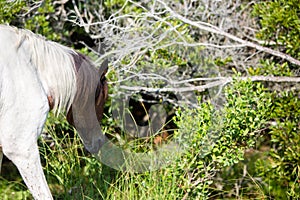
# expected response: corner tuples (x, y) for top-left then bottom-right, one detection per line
(157, 0), (300, 66)
(116, 76), (300, 93)
(119, 79), (228, 92)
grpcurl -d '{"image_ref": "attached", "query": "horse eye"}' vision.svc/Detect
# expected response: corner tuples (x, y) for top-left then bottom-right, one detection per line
(101, 76), (106, 82)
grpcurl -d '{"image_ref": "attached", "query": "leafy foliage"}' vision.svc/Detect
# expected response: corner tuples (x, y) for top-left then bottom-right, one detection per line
(256, 91), (300, 199)
(252, 0), (300, 60)
(170, 80), (272, 198)
(0, 0), (25, 24)
(23, 0), (60, 41)
(251, 1), (300, 198)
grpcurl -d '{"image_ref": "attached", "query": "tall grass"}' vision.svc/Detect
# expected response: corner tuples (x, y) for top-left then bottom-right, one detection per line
(0, 113), (185, 200)
(40, 118), (185, 199)
(40, 128), (185, 199)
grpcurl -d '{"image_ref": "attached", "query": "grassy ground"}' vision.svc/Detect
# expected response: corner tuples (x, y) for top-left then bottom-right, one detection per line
(0, 141), (183, 200)
(0, 148), (269, 200)
(0, 121), (185, 200)
(0, 133), (268, 200)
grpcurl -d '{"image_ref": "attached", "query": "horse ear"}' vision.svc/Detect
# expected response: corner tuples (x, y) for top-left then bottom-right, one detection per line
(97, 42), (108, 79)
(96, 58), (108, 107)
(99, 59), (108, 79)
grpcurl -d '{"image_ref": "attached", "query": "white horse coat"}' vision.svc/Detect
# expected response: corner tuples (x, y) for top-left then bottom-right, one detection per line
(0, 25), (108, 199)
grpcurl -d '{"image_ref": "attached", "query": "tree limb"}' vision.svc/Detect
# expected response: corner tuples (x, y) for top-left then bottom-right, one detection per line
(117, 76), (300, 93)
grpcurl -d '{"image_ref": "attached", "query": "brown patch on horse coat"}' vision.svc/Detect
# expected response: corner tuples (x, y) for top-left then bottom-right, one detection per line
(47, 95), (54, 110)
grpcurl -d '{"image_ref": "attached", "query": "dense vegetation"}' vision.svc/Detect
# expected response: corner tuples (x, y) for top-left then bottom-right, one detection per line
(0, 0), (299, 199)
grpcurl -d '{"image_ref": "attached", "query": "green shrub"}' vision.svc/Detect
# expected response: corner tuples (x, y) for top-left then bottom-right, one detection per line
(251, 1), (300, 198)
(169, 79), (272, 198)
(256, 91), (300, 199)
(252, 0), (300, 60)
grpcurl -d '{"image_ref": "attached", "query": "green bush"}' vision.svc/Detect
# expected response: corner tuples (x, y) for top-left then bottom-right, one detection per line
(251, 1), (300, 199)
(256, 91), (300, 199)
(169, 79), (272, 198)
(252, 0), (300, 60)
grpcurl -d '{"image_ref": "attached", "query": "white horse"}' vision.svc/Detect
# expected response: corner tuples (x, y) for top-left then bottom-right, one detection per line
(0, 25), (108, 199)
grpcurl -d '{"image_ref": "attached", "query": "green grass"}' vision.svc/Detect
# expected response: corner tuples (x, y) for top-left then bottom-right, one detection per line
(0, 177), (31, 200)
(0, 115), (185, 200)
(0, 132), (262, 200)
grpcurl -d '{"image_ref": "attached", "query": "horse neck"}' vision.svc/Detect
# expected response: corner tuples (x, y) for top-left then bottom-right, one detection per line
(19, 30), (77, 113)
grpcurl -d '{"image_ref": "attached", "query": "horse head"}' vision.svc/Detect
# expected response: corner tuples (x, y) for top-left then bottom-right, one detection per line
(66, 53), (108, 154)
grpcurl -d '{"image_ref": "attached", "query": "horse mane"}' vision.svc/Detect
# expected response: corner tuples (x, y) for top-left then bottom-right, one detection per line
(15, 27), (78, 113)
(0, 25), (102, 115)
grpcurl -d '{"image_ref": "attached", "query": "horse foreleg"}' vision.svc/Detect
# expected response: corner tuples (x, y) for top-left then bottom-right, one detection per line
(1, 123), (53, 200)
(0, 106), (52, 199)
(9, 144), (52, 199)
(4, 142), (52, 199)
